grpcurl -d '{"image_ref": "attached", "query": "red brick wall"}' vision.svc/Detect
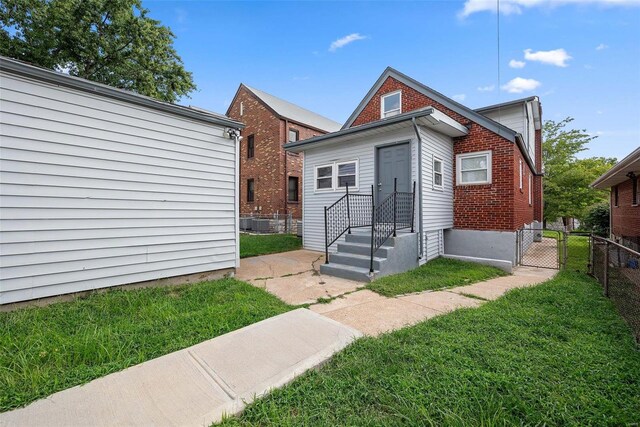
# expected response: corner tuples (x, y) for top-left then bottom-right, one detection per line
(351, 76), (537, 231)
(611, 178), (640, 239)
(227, 86), (326, 219)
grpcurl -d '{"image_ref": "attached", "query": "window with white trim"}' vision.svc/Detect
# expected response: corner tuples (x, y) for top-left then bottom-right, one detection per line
(381, 91), (401, 118)
(433, 156), (443, 190)
(315, 164), (333, 190)
(519, 159), (523, 191)
(528, 173), (533, 206)
(337, 161), (357, 189)
(314, 160), (359, 191)
(456, 151), (492, 185)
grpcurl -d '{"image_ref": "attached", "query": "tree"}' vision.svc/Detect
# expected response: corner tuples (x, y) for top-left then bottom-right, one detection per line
(582, 203), (610, 237)
(0, 0), (196, 102)
(542, 117), (616, 225)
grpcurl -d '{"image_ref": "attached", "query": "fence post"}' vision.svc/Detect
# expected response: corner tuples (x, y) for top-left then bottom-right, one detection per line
(410, 181), (416, 233)
(393, 177), (397, 237)
(603, 240), (609, 297)
(324, 206), (329, 265)
(346, 184), (351, 235)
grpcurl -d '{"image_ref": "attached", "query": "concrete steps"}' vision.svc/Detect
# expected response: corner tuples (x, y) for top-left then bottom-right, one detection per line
(320, 231), (418, 282)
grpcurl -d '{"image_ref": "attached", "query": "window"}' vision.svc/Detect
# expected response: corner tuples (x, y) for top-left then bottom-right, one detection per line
(288, 176), (299, 202)
(433, 157), (443, 190)
(528, 173), (533, 206)
(337, 161), (357, 188)
(240, 102), (244, 116)
(247, 135), (255, 159)
(288, 129), (299, 143)
(247, 179), (255, 202)
(614, 185), (619, 207)
(314, 160), (359, 191)
(315, 165), (333, 190)
(631, 173), (638, 206)
(456, 151), (492, 185)
(519, 159), (523, 191)
(381, 91), (401, 118)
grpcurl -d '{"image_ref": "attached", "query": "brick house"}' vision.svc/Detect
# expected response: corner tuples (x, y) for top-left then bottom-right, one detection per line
(226, 84), (341, 219)
(592, 147), (640, 251)
(285, 67), (543, 280)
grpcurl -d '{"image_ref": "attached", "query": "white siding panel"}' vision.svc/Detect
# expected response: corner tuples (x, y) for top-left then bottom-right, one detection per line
(0, 72), (238, 304)
(482, 104), (525, 137)
(419, 126), (454, 263)
(302, 127), (417, 252)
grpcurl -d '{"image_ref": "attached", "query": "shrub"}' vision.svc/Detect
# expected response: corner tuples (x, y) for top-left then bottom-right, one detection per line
(582, 203), (609, 236)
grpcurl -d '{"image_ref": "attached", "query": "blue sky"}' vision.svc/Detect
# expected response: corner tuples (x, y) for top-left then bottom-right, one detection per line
(145, 0), (640, 161)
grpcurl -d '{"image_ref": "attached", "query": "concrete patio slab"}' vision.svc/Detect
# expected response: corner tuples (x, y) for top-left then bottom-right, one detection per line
(236, 250), (364, 305)
(399, 291), (484, 312)
(0, 309), (361, 427)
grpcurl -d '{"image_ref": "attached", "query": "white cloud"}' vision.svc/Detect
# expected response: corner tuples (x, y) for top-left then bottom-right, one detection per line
(596, 43), (609, 50)
(329, 33), (367, 52)
(174, 8), (188, 24)
(452, 94), (467, 102)
(501, 77), (541, 94)
(477, 85), (495, 92)
(459, 0), (639, 18)
(524, 48), (572, 67)
(509, 59), (526, 68)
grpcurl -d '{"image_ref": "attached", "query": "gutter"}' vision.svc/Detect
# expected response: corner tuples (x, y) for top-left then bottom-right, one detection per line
(412, 117), (424, 260)
(0, 56), (244, 130)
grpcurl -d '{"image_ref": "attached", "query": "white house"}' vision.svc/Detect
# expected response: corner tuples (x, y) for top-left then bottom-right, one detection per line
(286, 68), (543, 281)
(0, 57), (244, 304)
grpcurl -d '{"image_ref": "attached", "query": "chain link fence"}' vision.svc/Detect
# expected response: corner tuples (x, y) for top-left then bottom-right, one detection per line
(590, 235), (640, 344)
(239, 213), (300, 235)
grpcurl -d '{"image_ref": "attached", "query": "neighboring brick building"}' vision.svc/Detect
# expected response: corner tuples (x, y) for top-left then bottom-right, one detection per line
(226, 85), (340, 219)
(286, 67), (544, 275)
(593, 147), (640, 250)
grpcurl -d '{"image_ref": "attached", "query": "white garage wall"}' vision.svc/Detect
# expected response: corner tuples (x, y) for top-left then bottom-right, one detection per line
(0, 70), (239, 304)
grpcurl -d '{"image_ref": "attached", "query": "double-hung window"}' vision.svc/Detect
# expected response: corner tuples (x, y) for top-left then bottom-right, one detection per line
(314, 160), (359, 191)
(381, 91), (401, 118)
(247, 178), (255, 202)
(288, 129), (299, 143)
(288, 176), (299, 202)
(247, 135), (255, 159)
(456, 151), (492, 185)
(433, 157), (443, 190)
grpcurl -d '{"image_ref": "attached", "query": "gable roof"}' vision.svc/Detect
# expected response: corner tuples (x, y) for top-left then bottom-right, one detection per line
(238, 84), (341, 133)
(0, 56), (243, 130)
(341, 67), (518, 142)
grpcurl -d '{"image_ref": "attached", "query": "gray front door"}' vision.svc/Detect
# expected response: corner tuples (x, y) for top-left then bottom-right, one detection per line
(376, 142), (411, 203)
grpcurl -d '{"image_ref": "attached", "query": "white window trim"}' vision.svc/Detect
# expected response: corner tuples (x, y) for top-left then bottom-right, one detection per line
(336, 160), (359, 191)
(432, 156), (443, 191)
(456, 150), (492, 186)
(381, 90), (402, 119)
(314, 160), (359, 192)
(528, 173), (533, 206)
(519, 159), (523, 191)
(314, 163), (334, 192)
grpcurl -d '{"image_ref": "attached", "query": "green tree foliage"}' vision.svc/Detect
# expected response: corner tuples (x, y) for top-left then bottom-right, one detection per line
(0, 0), (196, 102)
(582, 203), (610, 237)
(543, 117), (616, 224)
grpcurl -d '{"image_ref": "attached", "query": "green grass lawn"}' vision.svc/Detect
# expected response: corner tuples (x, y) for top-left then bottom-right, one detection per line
(0, 279), (291, 412)
(221, 270), (640, 426)
(367, 257), (508, 297)
(240, 233), (302, 258)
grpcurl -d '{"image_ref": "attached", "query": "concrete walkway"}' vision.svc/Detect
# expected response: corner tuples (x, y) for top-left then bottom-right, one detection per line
(236, 250), (365, 305)
(310, 266), (556, 336)
(0, 309), (361, 427)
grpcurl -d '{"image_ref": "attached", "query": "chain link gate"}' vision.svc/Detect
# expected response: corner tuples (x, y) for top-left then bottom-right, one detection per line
(516, 228), (567, 269)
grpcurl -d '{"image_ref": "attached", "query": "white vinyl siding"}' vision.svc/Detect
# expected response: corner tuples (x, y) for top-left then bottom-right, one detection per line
(1, 72), (237, 304)
(419, 127), (454, 262)
(481, 102), (537, 168)
(302, 127), (417, 252)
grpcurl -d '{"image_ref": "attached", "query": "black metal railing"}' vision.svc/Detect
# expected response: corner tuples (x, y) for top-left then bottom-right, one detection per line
(324, 179), (416, 275)
(324, 185), (374, 263)
(369, 179), (416, 272)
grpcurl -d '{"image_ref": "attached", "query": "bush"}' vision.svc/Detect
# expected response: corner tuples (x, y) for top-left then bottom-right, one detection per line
(582, 203), (609, 236)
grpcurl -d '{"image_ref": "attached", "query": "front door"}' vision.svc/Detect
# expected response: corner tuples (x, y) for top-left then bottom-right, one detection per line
(376, 142), (411, 203)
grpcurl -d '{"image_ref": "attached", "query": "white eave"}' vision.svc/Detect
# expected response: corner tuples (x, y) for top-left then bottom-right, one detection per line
(285, 107), (468, 153)
(592, 147), (640, 189)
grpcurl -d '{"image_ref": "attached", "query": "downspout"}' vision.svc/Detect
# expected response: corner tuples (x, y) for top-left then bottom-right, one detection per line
(283, 119), (289, 218)
(411, 117), (424, 260)
(227, 128), (242, 270)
